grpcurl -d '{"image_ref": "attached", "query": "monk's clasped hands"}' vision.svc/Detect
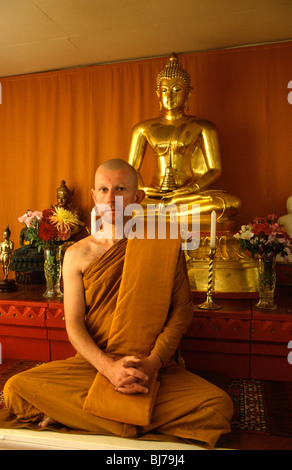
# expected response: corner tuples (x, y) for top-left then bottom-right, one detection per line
(108, 354), (162, 395)
(113, 356), (149, 395)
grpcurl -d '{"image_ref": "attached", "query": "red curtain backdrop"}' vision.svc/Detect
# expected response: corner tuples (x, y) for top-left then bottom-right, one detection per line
(1, 42), (292, 247)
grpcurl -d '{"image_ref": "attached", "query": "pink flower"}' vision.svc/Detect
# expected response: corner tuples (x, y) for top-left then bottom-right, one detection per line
(18, 211), (33, 227)
(18, 210), (43, 227)
(267, 233), (277, 243)
(57, 226), (71, 241)
(32, 211), (43, 220)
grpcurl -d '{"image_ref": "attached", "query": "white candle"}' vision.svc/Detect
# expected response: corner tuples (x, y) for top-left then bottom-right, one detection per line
(91, 207), (96, 234)
(210, 210), (216, 248)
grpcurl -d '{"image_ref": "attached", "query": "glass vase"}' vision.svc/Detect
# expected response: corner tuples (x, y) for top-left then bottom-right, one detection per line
(43, 246), (63, 299)
(255, 257), (277, 310)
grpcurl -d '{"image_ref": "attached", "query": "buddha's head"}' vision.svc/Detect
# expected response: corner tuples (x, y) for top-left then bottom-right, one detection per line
(156, 53), (192, 113)
(3, 225), (11, 240)
(57, 180), (72, 208)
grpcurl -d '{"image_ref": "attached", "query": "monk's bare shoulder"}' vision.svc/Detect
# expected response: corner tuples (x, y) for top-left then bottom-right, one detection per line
(64, 236), (91, 259)
(63, 236), (92, 271)
(64, 235), (110, 274)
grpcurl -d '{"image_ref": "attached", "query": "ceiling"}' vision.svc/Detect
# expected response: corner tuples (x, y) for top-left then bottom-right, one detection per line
(1, 0), (292, 77)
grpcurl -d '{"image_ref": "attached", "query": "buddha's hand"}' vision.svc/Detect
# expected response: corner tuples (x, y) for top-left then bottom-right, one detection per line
(144, 187), (166, 198)
(171, 184), (200, 196)
(147, 184), (200, 203)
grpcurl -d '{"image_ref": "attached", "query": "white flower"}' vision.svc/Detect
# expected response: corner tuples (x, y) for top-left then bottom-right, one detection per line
(241, 230), (253, 240)
(234, 225), (253, 241)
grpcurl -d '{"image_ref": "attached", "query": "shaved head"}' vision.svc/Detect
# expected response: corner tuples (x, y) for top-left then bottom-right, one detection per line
(95, 159), (138, 191)
(91, 159), (145, 225)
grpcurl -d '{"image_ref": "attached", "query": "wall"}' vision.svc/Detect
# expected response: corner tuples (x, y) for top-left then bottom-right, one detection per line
(0, 42), (292, 248)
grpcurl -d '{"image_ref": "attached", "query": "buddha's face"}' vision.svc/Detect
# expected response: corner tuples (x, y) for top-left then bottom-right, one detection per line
(57, 190), (69, 207)
(158, 78), (188, 112)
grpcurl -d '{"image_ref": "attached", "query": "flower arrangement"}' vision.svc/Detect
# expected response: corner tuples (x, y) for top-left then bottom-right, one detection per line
(18, 207), (84, 251)
(234, 213), (292, 262)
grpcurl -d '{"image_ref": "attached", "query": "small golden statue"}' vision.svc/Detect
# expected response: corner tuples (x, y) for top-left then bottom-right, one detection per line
(0, 225), (17, 292)
(54, 180), (88, 239)
(55, 180), (74, 211)
(128, 53), (241, 232)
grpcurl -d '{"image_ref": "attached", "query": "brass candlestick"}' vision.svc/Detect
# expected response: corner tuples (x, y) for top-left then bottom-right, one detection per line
(198, 247), (221, 310)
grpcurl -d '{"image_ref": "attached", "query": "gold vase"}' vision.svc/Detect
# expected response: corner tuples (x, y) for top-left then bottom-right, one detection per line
(43, 246), (63, 299)
(255, 257), (277, 310)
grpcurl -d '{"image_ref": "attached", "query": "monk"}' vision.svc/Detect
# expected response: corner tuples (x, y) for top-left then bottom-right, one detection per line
(3, 159), (233, 449)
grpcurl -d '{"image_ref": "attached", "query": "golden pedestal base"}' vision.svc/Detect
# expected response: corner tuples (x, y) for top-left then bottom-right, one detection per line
(185, 234), (259, 296)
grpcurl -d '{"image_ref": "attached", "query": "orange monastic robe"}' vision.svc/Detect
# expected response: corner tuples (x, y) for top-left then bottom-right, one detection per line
(3, 237), (233, 448)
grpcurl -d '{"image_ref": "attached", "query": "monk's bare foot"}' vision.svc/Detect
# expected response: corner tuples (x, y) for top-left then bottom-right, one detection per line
(38, 416), (57, 428)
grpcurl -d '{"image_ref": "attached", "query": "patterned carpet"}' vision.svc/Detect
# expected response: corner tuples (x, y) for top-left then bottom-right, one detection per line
(227, 378), (268, 433)
(1, 360), (292, 449)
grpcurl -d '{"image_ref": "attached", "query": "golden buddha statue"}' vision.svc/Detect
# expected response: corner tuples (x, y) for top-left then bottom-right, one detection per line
(128, 54), (259, 295)
(0, 225), (14, 280)
(55, 180), (74, 210)
(54, 180), (88, 240)
(0, 225), (17, 292)
(128, 53), (241, 232)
